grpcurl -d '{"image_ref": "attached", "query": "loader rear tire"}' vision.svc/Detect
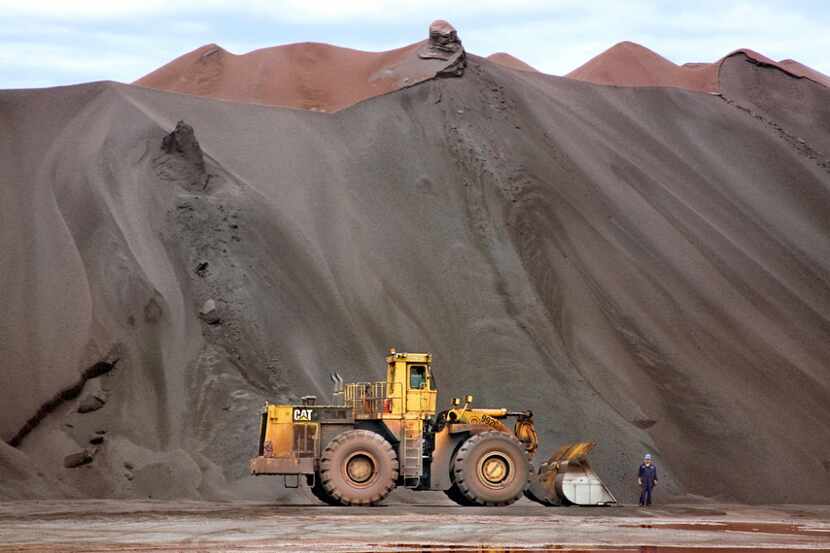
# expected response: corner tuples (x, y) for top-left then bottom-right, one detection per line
(451, 431), (529, 506)
(320, 429), (398, 506)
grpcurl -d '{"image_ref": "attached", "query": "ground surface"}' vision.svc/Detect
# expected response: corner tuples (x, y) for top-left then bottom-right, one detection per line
(1, 500), (830, 552)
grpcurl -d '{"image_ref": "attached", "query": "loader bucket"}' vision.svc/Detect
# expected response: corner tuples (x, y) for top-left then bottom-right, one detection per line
(525, 441), (617, 506)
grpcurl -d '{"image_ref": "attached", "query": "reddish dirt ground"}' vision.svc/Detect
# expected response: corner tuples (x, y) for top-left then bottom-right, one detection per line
(1, 501), (829, 552)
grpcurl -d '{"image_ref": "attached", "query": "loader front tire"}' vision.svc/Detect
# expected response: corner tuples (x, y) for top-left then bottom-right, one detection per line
(320, 430), (398, 506)
(309, 473), (340, 505)
(451, 431), (529, 506)
(444, 483), (476, 506)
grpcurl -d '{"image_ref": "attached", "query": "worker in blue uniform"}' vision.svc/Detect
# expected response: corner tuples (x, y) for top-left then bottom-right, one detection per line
(638, 453), (658, 506)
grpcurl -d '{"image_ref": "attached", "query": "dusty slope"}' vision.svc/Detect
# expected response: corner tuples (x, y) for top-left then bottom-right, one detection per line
(2, 54), (830, 504)
(720, 53), (830, 157)
(135, 40), (456, 112)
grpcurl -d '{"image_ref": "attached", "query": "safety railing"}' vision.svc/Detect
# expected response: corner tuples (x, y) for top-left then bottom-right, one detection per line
(342, 381), (403, 416)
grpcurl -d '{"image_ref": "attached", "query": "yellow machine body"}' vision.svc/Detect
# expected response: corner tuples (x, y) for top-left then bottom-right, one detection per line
(249, 404), (321, 477)
(342, 351), (438, 420)
(249, 349), (614, 506)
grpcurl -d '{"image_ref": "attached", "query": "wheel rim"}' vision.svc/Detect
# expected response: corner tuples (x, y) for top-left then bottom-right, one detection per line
(345, 452), (376, 486)
(477, 452), (513, 489)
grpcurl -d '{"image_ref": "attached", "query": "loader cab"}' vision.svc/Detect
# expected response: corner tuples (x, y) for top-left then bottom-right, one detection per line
(385, 348), (437, 419)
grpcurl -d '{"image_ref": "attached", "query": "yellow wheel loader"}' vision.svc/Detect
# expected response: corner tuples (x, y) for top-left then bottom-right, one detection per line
(249, 348), (616, 506)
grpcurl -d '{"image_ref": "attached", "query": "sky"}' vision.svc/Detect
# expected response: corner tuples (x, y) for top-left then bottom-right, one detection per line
(1, 1), (828, 89)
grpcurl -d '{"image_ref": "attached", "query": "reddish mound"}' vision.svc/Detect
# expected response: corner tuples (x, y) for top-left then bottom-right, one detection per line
(136, 40), (453, 112)
(566, 41), (719, 92)
(138, 36), (829, 112)
(722, 50), (830, 90)
(487, 53), (538, 72)
(778, 59), (830, 88)
(567, 42), (829, 93)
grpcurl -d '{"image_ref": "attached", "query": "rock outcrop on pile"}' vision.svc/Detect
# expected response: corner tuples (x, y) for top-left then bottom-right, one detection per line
(418, 19), (467, 77)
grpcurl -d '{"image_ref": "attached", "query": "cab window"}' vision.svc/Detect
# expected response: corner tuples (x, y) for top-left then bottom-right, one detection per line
(409, 365), (427, 390)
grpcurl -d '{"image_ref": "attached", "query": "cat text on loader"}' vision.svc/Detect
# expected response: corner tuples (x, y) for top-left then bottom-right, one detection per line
(249, 348), (617, 506)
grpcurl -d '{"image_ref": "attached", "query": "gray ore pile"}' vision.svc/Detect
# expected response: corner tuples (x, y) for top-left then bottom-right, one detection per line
(1, 22), (830, 504)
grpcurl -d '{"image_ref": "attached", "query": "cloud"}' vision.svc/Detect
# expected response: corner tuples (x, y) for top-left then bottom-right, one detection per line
(0, 41), (161, 82)
(0, 0), (622, 23)
(243, 0), (594, 23)
(459, 2), (830, 75)
(0, 20), (214, 86)
(1, 0), (827, 87)
(0, 0), (182, 19)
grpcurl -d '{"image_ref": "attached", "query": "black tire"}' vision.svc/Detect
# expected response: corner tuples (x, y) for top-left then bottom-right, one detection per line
(451, 431), (529, 506)
(444, 483), (477, 506)
(320, 430), (398, 506)
(309, 473), (340, 505)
